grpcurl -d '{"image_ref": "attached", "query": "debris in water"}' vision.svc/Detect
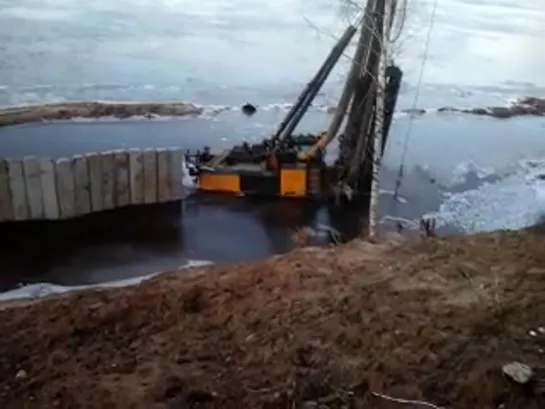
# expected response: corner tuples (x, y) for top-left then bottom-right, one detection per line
(241, 103), (257, 116)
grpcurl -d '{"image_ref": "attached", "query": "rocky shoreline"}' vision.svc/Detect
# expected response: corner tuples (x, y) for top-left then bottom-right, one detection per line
(0, 229), (543, 409)
(402, 96), (545, 119)
(0, 97), (544, 129)
(0, 101), (203, 127)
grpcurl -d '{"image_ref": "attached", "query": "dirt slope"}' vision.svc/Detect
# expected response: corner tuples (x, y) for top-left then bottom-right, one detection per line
(0, 230), (544, 409)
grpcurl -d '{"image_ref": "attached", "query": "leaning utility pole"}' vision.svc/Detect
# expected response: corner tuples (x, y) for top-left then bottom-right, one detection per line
(345, 0), (384, 185)
(273, 26), (356, 143)
(321, 0), (376, 153)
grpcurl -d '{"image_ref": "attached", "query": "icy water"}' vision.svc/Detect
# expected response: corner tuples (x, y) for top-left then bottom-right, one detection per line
(1, 0), (545, 297)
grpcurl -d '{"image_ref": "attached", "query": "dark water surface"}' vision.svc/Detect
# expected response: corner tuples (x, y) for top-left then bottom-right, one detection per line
(1, 111), (545, 292)
(0, 111), (436, 291)
(0, 196), (353, 291)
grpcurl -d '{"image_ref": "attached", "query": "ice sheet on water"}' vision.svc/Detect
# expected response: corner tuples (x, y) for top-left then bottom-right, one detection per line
(449, 161), (497, 186)
(0, 260), (213, 302)
(430, 159), (545, 233)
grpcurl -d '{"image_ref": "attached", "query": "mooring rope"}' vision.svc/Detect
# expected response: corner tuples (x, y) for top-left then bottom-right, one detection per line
(390, 0), (439, 219)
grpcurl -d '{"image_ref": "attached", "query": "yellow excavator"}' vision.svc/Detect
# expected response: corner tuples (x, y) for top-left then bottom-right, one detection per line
(185, 13), (402, 200)
(186, 132), (329, 198)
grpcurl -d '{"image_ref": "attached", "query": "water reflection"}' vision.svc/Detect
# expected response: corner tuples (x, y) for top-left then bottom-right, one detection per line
(0, 202), (184, 291)
(0, 192), (372, 291)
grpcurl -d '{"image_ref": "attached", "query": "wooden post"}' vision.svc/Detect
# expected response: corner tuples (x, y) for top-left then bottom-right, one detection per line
(8, 159), (28, 221)
(114, 150), (130, 207)
(382, 65), (403, 155)
(128, 149), (144, 205)
(86, 152), (103, 212)
(22, 156), (44, 219)
(0, 159), (13, 221)
(55, 157), (76, 219)
(101, 151), (116, 210)
(368, 0), (393, 239)
(345, 1), (385, 185)
(343, 0), (379, 140)
(143, 148), (158, 204)
(0, 148), (188, 223)
(39, 157), (59, 219)
(156, 148), (171, 202)
(346, 79), (377, 183)
(168, 148), (184, 200)
(72, 154), (91, 216)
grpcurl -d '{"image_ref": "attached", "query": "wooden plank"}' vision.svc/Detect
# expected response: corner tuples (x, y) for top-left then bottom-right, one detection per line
(86, 152), (103, 213)
(128, 149), (144, 205)
(168, 148), (184, 200)
(114, 150), (130, 207)
(100, 151), (115, 210)
(156, 148), (171, 202)
(7, 159), (28, 220)
(23, 156), (44, 219)
(0, 159), (14, 221)
(55, 158), (76, 219)
(39, 157), (59, 220)
(143, 148), (157, 204)
(72, 154), (91, 216)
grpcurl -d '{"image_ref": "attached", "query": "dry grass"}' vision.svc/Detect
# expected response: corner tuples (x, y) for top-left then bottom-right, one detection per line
(0, 229), (544, 408)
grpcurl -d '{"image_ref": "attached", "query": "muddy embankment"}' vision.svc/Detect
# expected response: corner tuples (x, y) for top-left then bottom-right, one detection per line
(0, 229), (544, 409)
(0, 101), (203, 127)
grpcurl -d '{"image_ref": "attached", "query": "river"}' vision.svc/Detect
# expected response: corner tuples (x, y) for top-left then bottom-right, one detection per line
(0, 0), (545, 296)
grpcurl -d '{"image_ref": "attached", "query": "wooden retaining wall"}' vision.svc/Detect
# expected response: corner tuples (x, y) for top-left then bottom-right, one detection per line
(0, 148), (184, 222)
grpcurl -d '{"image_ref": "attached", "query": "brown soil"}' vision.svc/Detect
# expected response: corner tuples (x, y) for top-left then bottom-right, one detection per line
(0, 101), (203, 127)
(0, 230), (544, 409)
